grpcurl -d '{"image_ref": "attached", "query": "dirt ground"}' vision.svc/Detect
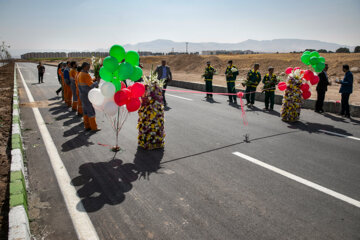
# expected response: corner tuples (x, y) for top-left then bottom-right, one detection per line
(0, 62), (14, 239)
(44, 53), (360, 104)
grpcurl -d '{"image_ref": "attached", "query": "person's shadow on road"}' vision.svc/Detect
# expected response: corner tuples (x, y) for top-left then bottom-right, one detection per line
(286, 120), (353, 136)
(71, 147), (164, 212)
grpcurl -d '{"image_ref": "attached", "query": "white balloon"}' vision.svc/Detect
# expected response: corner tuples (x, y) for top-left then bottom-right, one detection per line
(100, 82), (116, 98)
(104, 101), (118, 116)
(88, 89), (105, 106)
(99, 79), (105, 88)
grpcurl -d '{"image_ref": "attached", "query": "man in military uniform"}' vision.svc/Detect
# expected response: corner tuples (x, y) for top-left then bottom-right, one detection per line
(225, 60), (239, 104)
(262, 66), (279, 111)
(246, 63), (261, 107)
(203, 61), (216, 100)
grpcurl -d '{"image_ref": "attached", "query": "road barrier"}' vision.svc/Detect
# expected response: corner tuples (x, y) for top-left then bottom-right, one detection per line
(168, 80), (360, 117)
(8, 66), (31, 240)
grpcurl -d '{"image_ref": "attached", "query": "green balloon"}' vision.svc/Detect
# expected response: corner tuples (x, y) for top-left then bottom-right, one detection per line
(118, 62), (134, 80)
(319, 56), (325, 63)
(314, 62), (325, 72)
(103, 56), (119, 73)
(112, 80), (122, 92)
(130, 66), (143, 81)
(125, 51), (140, 66)
(301, 54), (311, 65)
(309, 56), (320, 65)
(109, 45), (126, 62)
(99, 67), (113, 82)
(310, 51), (320, 58)
(303, 51), (311, 55)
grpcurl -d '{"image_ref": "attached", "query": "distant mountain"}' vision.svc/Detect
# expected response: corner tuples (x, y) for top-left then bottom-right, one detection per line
(10, 39), (354, 57)
(123, 39), (353, 53)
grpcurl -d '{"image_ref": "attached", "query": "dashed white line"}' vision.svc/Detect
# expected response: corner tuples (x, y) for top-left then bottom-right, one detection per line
(166, 93), (193, 101)
(232, 151), (360, 208)
(17, 64), (100, 240)
(319, 129), (360, 141)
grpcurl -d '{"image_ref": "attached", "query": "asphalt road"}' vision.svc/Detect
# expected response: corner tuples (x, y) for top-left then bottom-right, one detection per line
(17, 62), (360, 240)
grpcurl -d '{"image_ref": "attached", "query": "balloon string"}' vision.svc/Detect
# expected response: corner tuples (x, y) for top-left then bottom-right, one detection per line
(239, 97), (248, 126)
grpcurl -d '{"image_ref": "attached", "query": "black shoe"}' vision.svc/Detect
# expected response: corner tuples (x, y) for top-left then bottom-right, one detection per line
(345, 114), (351, 118)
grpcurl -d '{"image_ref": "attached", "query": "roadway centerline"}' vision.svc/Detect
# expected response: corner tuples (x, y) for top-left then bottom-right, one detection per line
(167, 93), (193, 101)
(17, 64), (100, 240)
(319, 129), (360, 141)
(232, 151), (360, 208)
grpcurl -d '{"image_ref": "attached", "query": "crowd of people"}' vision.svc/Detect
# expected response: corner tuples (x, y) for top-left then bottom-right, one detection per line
(55, 61), (100, 131)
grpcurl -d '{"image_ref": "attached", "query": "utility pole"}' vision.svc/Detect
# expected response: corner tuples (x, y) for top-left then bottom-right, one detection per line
(186, 42), (189, 54)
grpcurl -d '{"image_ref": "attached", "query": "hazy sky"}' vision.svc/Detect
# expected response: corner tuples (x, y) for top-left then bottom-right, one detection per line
(1, 0), (359, 52)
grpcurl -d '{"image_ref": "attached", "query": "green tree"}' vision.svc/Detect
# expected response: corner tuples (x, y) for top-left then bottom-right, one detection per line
(336, 47), (350, 53)
(354, 46), (360, 53)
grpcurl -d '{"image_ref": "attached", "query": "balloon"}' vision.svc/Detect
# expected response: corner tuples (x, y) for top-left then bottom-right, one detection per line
(99, 66), (113, 82)
(319, 56), (325, 63)
(303, 70), (315, 81)
(278, 82), (287, 91)
(103, 56), (119, 73)
(109, 45), (126, 62)
(130, 66), (143, 81)
(294, 67), (300, 71)
(300, 83), (310, 92)
(130, 83), (145, 98)
(112, 80), (122, 92)
(310, 51), (320, 58)
(118, 62), (134, 80)
(104, 101), (118, 116)
(126, 98), (141, 112)
(310, 75), (320, 85)
(121, 81), (126, 89)
(314, 62), (325, 72)
(285, 67), (293, 75)
(114, 88), (131, 106)
(309, 56), (320, 65)
(88, 89), (105, 106)
(100, 81), (116, 97)
(125, 51), (140, 66)
(302, 90), (311, 100)
(303, 51), (311, 55)
(237, 92), (244, 98)
(301, 54), (311, 65)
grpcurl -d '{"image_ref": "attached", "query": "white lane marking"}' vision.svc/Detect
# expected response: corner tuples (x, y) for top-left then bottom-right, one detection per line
(166, 93), (193, 101)
(17, 64), (100, 240)
(319, 129), (360, 141)
(232, 151), (360, 208)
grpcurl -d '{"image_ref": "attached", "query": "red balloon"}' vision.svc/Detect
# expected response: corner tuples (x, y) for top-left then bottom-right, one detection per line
(310, 75), (319, 85)
(285, 67), (293, 75)
(302, 90), (311, 100)
(300, 70), (305, 75)
(293, 67), (300, 71)
(126, 97), (141, 112)
(300, 83), (310, 92)
(130, 83), (145, 98)
(237, 92), (244, 98)
(303, 70), (314, 81)
(121, 81), (126, 89)
(278, 82), (287, 91)
(114, 88), (131, 106)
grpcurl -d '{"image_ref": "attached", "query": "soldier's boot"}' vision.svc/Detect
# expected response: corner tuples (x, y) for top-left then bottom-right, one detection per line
(83, 115), (91, 130)
(89, 117), (100, 131)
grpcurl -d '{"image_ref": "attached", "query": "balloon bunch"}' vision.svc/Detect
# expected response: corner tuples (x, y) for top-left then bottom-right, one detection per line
(88, 44), (145, 151)
(301, 51), (326, 73)
(279, 67), (319, 122)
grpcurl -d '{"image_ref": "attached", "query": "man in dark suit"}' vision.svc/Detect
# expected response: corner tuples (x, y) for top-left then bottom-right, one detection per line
(154, 60), (172, 106)
(336, 64), (353, 118)
(315, 64), (330, 113)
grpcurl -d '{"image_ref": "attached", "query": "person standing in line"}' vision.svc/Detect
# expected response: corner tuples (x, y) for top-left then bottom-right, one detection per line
(75, 66), (83, 116)
(63, 61), (72, 107)
(37, 62), (45, 84)
(56, 62), (64, 100)
(262, 66), (278, 111)
(203, 61), (216, 100)
(336, 64), (353, 118)
(69, 61), (78, 111)
(245, 63), (261, 107)
(225, 60), (239, 104)
(78, 62), (100, 131)
(154, 60), (172, 106)
(315, 64), (330, 113)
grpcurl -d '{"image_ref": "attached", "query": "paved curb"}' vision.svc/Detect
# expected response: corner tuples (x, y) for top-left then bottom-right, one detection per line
(168, 80), (360, 117)
(8, 65), (31, 240)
